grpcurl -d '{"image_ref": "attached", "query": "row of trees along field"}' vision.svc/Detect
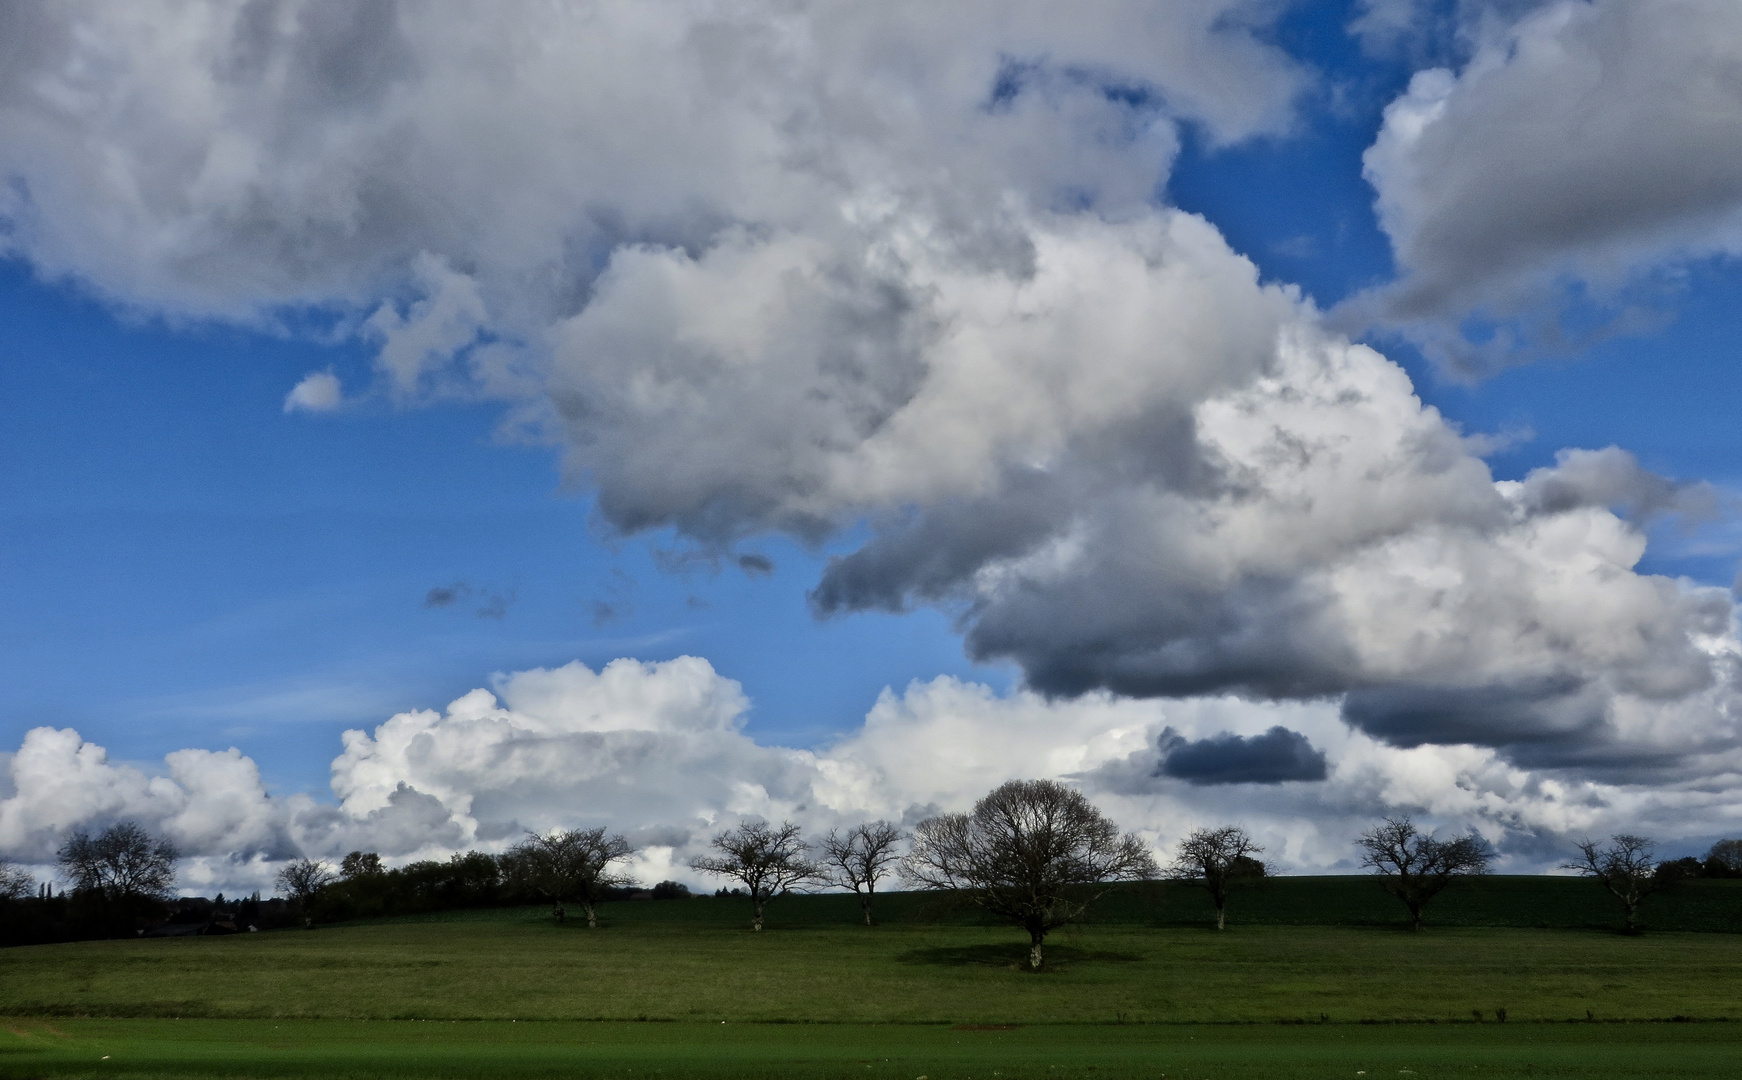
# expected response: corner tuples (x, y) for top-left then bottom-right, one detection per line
(5, 781), (1742, 956)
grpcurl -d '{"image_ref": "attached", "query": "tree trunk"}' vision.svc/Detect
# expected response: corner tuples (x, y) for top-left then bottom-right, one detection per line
(861, 894), (872, 926)
(1409, 902), (1423, 932)
(583, 901), (598, 929)
(1215, 903), (1226, 931)
(1028, 930), (1044, 970)
(752, 897), (765, 931)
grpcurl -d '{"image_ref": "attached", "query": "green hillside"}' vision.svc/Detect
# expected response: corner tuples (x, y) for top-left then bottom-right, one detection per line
(5, 1017), (1740, 1080)
(7, 880), (1742, 1079)
(5, 884), (1742, 1024)
(353, 874), (1742, 934)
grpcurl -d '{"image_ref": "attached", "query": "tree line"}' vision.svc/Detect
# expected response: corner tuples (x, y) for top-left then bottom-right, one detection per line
(4, 784), (1740, 955)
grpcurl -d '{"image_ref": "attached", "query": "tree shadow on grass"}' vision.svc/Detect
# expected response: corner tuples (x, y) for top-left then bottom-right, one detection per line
(896, 943), (1144, 971)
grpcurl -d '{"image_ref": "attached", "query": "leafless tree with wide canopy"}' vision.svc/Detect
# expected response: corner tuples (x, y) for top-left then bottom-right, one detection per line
(509, 827), (637, 927)
(1168, 825), (1263, 930)
(691, 820), (822, 931)
(57, 821), (178, 903)
(903, 779), (1156, 970)
(1356, 816), (1490, 931)
(1565, 834), (1662, 934)
(0, 858), (32, 901)
(275, 858), (336, 928)
(819, 821), (906, 926)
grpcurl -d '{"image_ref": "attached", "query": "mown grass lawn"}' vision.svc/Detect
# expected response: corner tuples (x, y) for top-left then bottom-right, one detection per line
(3, 1017), (1741, 1080)
(5, 885), (1742, 1077)
(4, 907), (1742, 1023)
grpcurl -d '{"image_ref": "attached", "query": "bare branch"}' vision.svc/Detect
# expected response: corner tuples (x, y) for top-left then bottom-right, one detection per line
(57, 822), (178, 902)
(1564, 834), (1662, 933)
(902, 779), (1156, 969)
(275, 858), (336, 928)
(0, 858), (33, 901)
(507, 827), (637, 927)
(690, 820), (822, 930)
(1167, 825), (1263, 930)
(1355, 816), (1489, 931)
(819, 821), (906, 925)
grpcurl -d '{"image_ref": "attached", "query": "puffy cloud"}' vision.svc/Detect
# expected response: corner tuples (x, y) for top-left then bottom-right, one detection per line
(10, 657), (1742, 892)
(1156, 726), (1329, 785)
(0, 727), (304, 864)
(1354, 0), (1742, 367)
(282, 369), (342, 412)
(0, 1), (1301, 323)
(816, 309), (1742, 774)
(328, 657), (814, 844)
(5, 3), (1742, 816)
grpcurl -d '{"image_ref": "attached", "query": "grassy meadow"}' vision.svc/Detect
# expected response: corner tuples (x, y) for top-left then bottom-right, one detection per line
(5, 1017), (1741, 1080)
(4, 877), (1742, 1077)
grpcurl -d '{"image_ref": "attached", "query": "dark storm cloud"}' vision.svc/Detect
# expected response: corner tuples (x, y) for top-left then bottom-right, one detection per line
(1342, 677), (1607, 751)
(1155, 725), (1327, 785)
(810, 470), (1068, 616)
(963, 570), (1355, 701)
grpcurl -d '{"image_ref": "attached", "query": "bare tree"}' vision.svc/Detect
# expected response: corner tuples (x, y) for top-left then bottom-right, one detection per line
(690, 820), (822, 931)
(275, 858), (336, 928)
(1566, 835), (1662, 934)
(819, 821), (906, 926)
(1356, 817), (1490, 931)
(1706, 838), (1742, 875)
(0, 858), (32, 901)
(57, 821), (178, 902)
(903, 779), (1157, 970)
(1168, 826), (1264, 931)
(509, 827), (636, 927)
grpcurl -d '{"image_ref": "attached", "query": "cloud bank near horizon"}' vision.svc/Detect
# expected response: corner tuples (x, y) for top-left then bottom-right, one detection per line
(5, 655), (1741, 894)
(4, 1), (1742, 879)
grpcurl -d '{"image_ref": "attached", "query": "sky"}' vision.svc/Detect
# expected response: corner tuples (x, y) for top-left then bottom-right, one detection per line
(6, 0), (1742, 893)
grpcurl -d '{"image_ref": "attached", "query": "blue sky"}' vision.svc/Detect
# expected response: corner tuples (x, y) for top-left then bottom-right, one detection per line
(5, 0), (1742, 884)
(0, 259), (995, 787)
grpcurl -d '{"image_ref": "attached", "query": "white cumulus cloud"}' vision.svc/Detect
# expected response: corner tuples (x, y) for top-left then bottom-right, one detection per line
(8, 656), (1742, 893)
(1353, 0), (1742, 368)
(282, 369), (342, 412)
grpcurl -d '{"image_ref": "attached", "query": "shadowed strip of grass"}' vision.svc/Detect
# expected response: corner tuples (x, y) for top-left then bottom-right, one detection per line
(5, 1018), (1742, 1080)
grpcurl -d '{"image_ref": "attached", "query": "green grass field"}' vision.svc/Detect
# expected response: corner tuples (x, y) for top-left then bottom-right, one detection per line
(4, 879), (1742, 1078)
(5, 1017), (1740, 1080)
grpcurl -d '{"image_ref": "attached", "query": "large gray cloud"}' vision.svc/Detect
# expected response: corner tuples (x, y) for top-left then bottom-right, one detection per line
(1352, 0), (1742, 369)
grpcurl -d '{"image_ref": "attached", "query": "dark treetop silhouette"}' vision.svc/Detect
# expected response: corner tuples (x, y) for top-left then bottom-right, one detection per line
(819, 821), (906, 926)
(1356, 816), (1490, 931)
(903, 779), (1156, 969)
(1168, 825), (1264, 931)
(508, 828), (636, 928)
(58, 821), (177, 902)
(690, 821), (822, 931)
(1565, 834), (1662, 934)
